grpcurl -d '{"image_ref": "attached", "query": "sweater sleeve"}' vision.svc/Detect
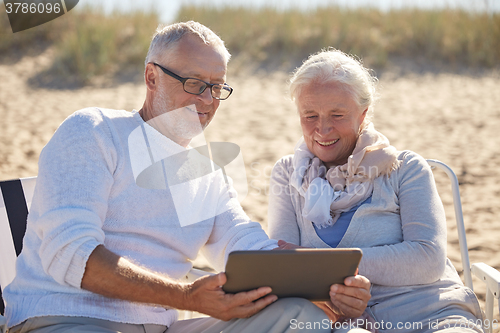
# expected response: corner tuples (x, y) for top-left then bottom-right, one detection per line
(267, 156), (301, 244)
(33, 108), (117, 288)
(200, 176), (278, 272)
(357, 152), (447, 286)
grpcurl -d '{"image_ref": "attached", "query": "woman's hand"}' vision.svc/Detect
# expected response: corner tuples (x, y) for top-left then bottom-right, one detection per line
(274, 240), (306, 250)
(325, 274), (371, 320)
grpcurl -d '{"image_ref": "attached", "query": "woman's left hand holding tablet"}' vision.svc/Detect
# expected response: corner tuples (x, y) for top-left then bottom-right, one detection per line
(327, 274), (371, 319)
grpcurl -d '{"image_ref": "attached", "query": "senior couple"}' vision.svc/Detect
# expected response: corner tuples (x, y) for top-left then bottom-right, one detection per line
(3, 21), (483, 333)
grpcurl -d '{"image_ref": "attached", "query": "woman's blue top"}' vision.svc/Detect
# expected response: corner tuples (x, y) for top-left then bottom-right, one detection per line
(313, 196), (372, 248)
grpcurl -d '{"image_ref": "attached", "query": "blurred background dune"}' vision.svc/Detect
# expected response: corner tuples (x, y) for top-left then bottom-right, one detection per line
(1, 0), (499, 328)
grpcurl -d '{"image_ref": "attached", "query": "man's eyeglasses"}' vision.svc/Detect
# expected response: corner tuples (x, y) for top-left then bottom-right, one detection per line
(152, 63), (233, 100)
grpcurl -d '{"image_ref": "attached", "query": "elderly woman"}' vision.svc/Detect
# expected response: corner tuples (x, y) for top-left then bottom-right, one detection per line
(268, 49), (484, 333)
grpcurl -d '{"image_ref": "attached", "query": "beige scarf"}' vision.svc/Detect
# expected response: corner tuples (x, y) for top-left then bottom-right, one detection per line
(291, 122), (400, 228)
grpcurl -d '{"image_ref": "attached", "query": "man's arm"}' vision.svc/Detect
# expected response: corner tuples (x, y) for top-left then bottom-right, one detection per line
(81, 245), (278, 321)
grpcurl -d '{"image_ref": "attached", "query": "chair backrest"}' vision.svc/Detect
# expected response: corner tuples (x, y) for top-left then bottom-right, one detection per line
(427, 159), (473, 289)
(0, 177), (36, 315)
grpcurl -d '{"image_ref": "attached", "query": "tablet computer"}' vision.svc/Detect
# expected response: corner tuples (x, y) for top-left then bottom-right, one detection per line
(222, 248), (362, 301)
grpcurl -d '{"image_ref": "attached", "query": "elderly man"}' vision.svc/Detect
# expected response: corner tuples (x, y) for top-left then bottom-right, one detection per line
(3, 21), (370, 333)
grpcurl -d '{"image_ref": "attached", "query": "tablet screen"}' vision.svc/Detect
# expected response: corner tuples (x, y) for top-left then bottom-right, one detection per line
(222, 248), (362, 301)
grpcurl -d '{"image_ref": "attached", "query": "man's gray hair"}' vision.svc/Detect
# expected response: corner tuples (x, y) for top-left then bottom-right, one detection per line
(145, 21), (231, 67)
(289, 49), (378, 125)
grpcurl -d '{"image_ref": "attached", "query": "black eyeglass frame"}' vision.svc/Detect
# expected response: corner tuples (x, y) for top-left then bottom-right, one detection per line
(152, 62), (233, 100)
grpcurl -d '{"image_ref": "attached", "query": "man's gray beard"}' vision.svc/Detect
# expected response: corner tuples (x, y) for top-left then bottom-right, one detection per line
(151, 91), (205, 141)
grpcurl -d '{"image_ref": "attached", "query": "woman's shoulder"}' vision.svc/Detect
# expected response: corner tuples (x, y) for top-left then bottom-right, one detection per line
(270, 154), (296, 182)
(396, 150), (432, 170)
(390, 150), (435, 185)
(273, 154), (295, 171)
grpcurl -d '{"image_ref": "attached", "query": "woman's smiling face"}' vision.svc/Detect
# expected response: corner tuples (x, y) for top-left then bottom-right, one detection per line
(297, 81), (367, 168)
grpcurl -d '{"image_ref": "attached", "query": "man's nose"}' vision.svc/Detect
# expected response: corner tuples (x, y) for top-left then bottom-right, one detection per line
(197, 87), (214, 104)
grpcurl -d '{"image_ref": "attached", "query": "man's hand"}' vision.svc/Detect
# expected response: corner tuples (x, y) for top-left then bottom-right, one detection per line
(182, 272), (278, 321)
(325, 274), (371, 320)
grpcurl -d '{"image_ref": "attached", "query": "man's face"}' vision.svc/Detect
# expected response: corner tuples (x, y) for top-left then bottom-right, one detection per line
(150, 34), (227, 145)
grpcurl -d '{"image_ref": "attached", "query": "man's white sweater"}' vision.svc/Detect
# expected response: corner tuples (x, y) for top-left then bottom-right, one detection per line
(4, 108), (277, 328)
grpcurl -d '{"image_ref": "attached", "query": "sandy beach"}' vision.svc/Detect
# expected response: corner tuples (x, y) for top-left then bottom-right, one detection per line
(1, 48), (499, 325)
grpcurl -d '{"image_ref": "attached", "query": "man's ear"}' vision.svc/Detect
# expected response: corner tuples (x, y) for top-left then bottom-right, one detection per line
(144, 63), (158, 91)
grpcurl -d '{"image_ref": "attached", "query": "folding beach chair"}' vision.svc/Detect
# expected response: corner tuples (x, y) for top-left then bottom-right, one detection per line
(0, 177), (36, 333)
(1, 160), (499, 332)
(428, 160), (500, 333)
